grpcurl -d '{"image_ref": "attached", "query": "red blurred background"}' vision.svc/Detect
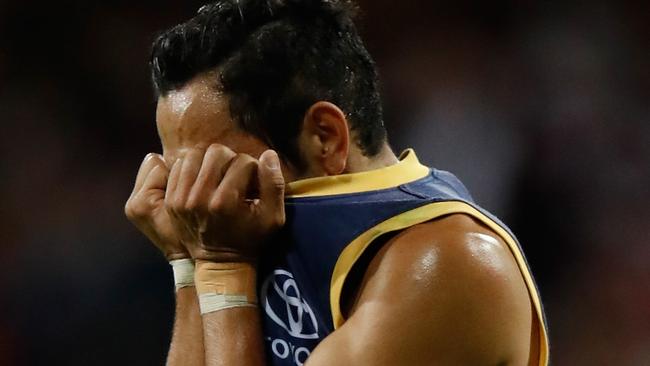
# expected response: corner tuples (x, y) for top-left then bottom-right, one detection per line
(0, 0), (648, 364)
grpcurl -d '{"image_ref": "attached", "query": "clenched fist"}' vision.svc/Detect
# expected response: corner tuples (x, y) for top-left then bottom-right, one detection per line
(125, 154), (188, 261)
(164, 144), (286, 263)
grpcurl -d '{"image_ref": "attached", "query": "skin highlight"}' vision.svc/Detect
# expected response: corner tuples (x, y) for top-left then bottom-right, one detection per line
(156, 73), (275, 177)
(126, 71), (540, 366)
(156, 72), (399, 182)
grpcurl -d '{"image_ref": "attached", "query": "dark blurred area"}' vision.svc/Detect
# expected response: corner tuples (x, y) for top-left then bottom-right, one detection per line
(0, 0), (648, 365)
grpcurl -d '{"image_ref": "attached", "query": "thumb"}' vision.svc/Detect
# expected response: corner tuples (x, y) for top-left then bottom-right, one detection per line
(258, 150), (285, 215)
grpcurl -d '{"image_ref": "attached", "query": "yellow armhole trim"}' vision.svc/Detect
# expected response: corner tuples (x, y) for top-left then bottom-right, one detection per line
(329, 201), (549, 366)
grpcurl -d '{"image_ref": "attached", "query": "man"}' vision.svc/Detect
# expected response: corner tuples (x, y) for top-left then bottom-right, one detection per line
(125, 1), (549, 365)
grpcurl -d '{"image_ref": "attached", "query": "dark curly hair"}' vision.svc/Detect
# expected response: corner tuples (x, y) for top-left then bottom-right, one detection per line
(150, 0), (386, 166)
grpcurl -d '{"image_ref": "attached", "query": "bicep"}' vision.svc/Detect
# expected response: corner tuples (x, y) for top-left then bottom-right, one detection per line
(306, 215), (533, 366)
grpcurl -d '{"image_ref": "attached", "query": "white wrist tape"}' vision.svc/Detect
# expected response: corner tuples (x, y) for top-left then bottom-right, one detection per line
(194, 261), (258, 314)
(170, 259), (195, 290)
(198, 293), (257, 314)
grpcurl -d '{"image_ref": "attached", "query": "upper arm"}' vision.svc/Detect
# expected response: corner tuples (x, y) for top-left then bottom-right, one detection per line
(306, 214), (535, 366)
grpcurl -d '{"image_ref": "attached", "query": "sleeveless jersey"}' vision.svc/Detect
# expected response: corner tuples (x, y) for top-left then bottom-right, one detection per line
(258, 149), (549, 366)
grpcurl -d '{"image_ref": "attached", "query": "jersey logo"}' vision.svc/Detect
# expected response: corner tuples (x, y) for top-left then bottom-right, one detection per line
(261, 269), (319, 339)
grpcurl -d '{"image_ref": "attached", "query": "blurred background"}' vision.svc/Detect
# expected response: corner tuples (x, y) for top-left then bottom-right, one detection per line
(0, 0), (648, 364)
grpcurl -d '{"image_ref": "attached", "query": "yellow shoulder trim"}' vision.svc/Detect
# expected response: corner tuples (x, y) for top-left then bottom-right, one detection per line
(329, 201), (549, 366)
(285, 149), (430, 198)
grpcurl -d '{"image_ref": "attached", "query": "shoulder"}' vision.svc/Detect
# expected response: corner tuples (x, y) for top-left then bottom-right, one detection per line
(339, 214), (535, 364)
(353, 214), (529, 306)
(375, 214), (523, 295)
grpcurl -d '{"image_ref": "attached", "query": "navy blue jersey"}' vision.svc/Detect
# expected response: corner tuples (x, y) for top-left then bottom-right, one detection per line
(257, 150), (548, 366)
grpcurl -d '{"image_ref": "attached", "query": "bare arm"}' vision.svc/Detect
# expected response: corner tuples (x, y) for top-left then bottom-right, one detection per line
(167, 288), (205, 366)
(306, 214), (538, 366)
(202, 299), (266, 365)
(125, 153), (206, 366)
(163, 145), (286, 366)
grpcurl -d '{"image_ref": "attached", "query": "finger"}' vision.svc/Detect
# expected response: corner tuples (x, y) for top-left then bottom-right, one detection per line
(211, 154), (258, 211)
(258, 150), (285, 217)
(175, 148), (205, 206)
(133, 153), (165, 193)
(165, 158), (183, 204)
(140, 164), (169, 193)
(188, 144), (237, 210)
(126, 164), (168, 220)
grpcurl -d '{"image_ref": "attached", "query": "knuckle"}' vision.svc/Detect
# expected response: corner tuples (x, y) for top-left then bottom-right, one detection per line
(206, 144), (225, 155)
(234, 154), (258, 170)
(208, 199), (221, 214)
(208, 195), (228, 214)
(186, 147), (205, 162)
(163, 199), (174, 214)
(165, 196), (184, 214)
(189, 147), (203, 156)
(272, 178), (285, 192)
(237, 153), (256, 164)
(184, 197), (199, 211)
(146, 195), (162, 208)
(223, 188), (240, 202)
(125, 202), (146, 219)
(170, 197), (186, 214)
(143, 153), (163, 165)
(141, 154), (155, 166)
(207, 143), (234, 156)
(124, 202), (134, 218)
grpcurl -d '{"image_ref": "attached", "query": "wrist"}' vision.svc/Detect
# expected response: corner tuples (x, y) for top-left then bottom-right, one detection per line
(190, 245), (259, 263)
(170, 258), (195, 291)
(165, 250), (191, 262)
(195, 260), (258, 314)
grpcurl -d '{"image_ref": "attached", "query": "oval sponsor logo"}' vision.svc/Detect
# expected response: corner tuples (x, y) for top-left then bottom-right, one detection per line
(261, 269), (319, 340)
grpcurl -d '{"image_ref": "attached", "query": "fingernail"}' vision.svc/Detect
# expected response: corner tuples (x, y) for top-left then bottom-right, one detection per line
(264, 150), (280, 170)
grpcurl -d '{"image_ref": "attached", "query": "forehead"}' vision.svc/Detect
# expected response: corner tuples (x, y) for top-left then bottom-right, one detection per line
(156, 73), (228, 148)
(156, 73), (267, 163)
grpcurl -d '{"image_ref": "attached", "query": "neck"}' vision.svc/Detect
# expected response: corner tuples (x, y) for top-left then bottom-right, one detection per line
(285, 148), (428, 197)
(345, 143), (399, 174)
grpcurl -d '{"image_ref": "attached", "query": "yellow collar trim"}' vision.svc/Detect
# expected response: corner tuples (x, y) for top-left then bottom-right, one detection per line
(285, 149), (430, 198)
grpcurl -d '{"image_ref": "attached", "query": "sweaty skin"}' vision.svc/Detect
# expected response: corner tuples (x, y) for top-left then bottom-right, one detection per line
(126, 72), (539, 366)
(307, 215), (539, 366)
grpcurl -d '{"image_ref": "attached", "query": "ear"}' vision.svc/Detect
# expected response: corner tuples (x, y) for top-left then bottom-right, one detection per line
(298, 101), (350, 176)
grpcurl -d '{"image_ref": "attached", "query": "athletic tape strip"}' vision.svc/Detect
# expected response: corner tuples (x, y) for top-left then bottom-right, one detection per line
(170, 259), (195, 290)
(198, 293), (257, 314)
